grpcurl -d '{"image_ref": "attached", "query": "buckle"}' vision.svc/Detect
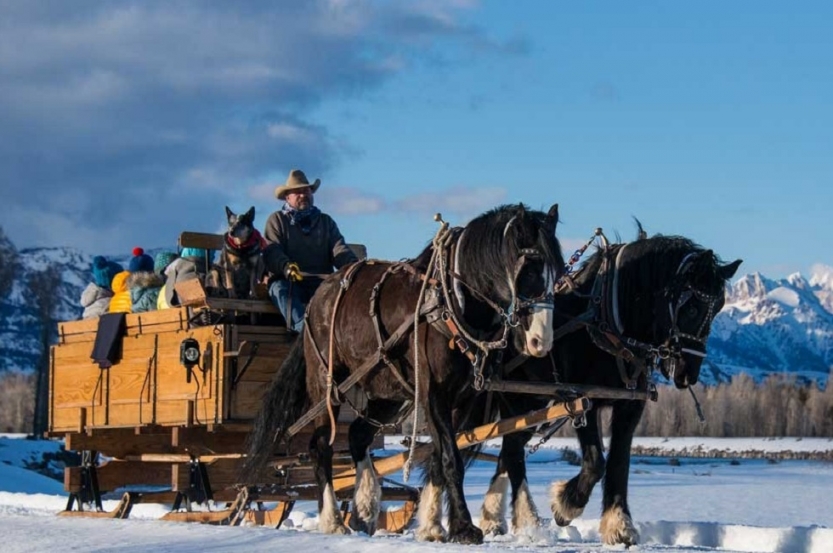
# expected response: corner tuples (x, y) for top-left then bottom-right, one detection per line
(454, 336), (470, 354)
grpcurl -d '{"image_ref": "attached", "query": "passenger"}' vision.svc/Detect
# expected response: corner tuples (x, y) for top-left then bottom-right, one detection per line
(108, 270), (132, 314)
(127, 247), (163, 313)
(80, 256), (123, 319)
(160, 247), (213, 309)
(263, 169), (358, 332)
(153, 251), (179, 310)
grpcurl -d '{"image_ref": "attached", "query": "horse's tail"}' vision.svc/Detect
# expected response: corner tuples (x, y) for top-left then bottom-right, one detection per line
(242, 335), (308, 482)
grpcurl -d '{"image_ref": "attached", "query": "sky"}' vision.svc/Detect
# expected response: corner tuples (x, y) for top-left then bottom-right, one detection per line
(1, 1), (831, 278)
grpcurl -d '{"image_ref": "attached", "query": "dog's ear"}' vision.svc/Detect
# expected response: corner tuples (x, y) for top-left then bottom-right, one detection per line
(225, 206), (235, 222)
(243, 206), (255, 224)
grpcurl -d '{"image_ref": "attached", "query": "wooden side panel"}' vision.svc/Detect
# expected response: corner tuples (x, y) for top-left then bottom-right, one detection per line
(58, 308), (190, 344)
(50, 342), (107, 432)
(153, 325), (222, 426)
(226, 333), (293, 421)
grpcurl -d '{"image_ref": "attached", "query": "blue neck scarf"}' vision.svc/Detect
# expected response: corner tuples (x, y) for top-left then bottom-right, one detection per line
(282, 203), (321, 234)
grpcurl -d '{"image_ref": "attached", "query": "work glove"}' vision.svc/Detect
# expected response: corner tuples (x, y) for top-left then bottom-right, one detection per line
(284, 262), (303, 282)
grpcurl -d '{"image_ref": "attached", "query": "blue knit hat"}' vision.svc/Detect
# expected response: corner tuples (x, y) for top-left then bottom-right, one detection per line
(91, 256), (123, 288)
(154, 251), (179, 274)
(180, 247), (211, 261)
(128, 247), (155, 273)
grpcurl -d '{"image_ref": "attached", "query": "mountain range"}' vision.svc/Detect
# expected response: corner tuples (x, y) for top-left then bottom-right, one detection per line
(1, 235), (831, 386)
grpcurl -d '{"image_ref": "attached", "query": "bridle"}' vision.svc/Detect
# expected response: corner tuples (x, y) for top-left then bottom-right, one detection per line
(501, 214), (556, 328)
(569, 242), (723, 389)
(655, 251), (723, 377)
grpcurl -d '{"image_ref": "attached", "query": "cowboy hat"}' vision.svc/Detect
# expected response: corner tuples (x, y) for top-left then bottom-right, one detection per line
(274, 169), (321, 200)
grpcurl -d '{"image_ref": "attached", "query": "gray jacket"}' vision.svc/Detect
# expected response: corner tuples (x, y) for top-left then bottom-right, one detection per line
(80, 283), (113, 319)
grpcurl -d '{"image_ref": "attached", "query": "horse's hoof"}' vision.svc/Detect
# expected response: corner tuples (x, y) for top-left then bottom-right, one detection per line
(415, 524), (446, 542)
(549, 480), (584, 527)
(480, 518), (507, 536)
(348, 514), (375, 536)
(448, 523), (484, 545)
(321, 523), (351, 535)
(600, 505), (639, 546)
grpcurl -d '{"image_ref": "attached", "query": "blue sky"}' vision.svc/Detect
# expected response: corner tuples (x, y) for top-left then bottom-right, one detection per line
(1, 1), (830, 278)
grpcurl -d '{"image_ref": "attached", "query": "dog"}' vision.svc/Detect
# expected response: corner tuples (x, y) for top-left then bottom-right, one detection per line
(208, 206), (266, 300)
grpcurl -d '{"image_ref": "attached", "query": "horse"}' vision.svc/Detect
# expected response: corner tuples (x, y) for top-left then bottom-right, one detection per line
(245, 203), (565, 544)
(461, 230), (741, 546)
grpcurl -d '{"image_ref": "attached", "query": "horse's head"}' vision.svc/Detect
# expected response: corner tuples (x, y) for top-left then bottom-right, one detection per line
(225, 206), (256, 247)
(653, 248), (741, 388)
(459, 203), (564, 358)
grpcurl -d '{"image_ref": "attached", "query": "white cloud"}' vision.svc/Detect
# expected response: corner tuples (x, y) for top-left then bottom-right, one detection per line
(0, 1), (515, 253)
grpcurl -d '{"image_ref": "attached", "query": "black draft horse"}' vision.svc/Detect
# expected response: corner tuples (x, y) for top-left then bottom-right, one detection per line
(466, 231), (741, 545)
(245, 204), (564, 544)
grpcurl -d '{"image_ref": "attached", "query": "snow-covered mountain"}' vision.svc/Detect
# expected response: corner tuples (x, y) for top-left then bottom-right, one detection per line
(703, 264), (833, 385)
(0, 237), (158, 373)
(1, 235), (831, 386)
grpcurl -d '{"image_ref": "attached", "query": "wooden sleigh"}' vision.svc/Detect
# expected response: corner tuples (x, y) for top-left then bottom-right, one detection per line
(49, 231), (596, 532)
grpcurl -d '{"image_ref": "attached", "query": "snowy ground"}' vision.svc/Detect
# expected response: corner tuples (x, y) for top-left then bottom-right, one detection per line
(1, 435), (832, 553)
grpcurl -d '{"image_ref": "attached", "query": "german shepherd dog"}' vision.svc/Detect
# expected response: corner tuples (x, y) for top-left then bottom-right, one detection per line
(210, 206), (266, 300)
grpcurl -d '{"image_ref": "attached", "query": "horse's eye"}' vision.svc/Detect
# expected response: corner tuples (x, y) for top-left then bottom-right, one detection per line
(685, 305), (699, 319)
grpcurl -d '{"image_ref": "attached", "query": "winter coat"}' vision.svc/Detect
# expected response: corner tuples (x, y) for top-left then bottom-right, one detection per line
(80, 283), (113, 320)
(128, 271), (165, 313)
(108, 271), (132, 314)
(262, 210), (357, 279)
(163, 256), (208, 307)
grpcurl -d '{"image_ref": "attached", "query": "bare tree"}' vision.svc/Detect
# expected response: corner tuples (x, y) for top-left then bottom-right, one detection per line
(28, 263), (63, 438)
(0, 372), (36, 432)
(0, 226), (20, 300)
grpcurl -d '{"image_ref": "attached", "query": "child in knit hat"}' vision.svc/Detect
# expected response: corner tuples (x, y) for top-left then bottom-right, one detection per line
(160, 247), (214, 309)
(126, 247), (165, 313)
(128, 247), (155, 273)
(80, 255), (124, 319)
(154, 251), (180, 310)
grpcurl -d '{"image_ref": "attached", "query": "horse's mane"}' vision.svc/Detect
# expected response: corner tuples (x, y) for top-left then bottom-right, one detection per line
(457, 204), (563, 298)
(408, 205), (563, 294)
(577, 234), (729, 297)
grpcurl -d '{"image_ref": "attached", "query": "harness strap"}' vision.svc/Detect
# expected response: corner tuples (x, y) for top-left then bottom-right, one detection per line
(369, 265), (415, 396)
(441, 314), (479, 365)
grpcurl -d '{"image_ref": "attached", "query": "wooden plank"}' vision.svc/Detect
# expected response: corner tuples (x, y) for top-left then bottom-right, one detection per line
(331, 399), (590, 492)
(203, 297), (279, 314)
(172, 458), (287, 491)
(171, 426), (250, 455)
(179, 231), (366, 261)
(66, 428), (177, 457)
(174, 279), (208, 307)
(58, 308), (190, 343)
(243, 501), (295, 528)
(179, 231), (224, 251)
(64, 460), (175, 493)
(485, 380), (654, 401)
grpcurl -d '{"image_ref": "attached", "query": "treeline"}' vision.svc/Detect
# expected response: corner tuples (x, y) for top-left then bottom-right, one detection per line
(635, 372), (833, 438)
(550, 371), (833, 439)
(0, 225), (63, 435)
(0, 372), (35, 433)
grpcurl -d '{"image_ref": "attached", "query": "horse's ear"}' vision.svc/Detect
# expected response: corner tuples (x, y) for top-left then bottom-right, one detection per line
(719, 259), (742, 280)
(244, 206), (255, 222)
(546, 203), (559, 233)
(225, 206), (234, 221)
(634, 217), (647, 240)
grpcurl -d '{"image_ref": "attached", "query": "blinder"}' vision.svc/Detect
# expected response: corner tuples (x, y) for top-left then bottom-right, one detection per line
(506, 246), (555, 327)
